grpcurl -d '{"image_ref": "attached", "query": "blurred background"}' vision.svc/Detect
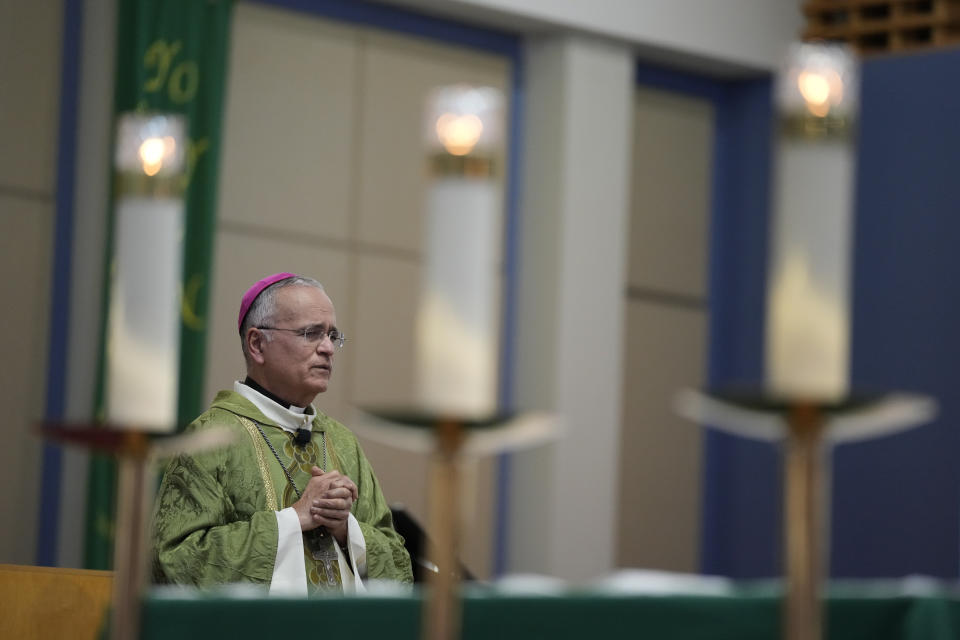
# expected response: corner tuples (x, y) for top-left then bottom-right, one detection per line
(3, 0), (960, 584)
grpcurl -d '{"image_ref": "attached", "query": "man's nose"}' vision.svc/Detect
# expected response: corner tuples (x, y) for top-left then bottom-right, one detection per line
(316, 335), (335, 354)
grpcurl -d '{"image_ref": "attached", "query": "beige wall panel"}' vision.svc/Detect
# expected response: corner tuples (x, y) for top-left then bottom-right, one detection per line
(629, 88), (713, 298)
(217, 2), (357, 241)
(350, 253), (421, 408)
(356, 30), (509, 254)
(617, 300), (705, 572)
(0, 2), (61, 193)
(0, 195), (53, 563)
(204, 229), (352, 422)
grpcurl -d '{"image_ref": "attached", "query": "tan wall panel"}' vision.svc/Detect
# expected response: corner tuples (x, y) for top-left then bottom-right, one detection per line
(0, 2), (61, 193)
(628, 88), (713, 298)
(350, 254), (421, 408)
(204, 228), (352, 422)
(356, 30), (509, 254)
(617, 86), (713, 573)
(0, 196), (53, 564)
(617, 300), (705, 572)
(217, 2), (358, 241)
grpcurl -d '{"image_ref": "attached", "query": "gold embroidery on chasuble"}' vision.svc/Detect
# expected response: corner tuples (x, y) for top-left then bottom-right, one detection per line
(237, 416), (278, 511)
(280, 436), (342, 591)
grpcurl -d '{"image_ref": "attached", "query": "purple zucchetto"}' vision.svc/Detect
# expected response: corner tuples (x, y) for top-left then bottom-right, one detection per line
(237, 272), (297, 334)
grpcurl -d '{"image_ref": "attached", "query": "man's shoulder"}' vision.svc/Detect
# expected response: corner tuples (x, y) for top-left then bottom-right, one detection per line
(187, 390), (261, 432)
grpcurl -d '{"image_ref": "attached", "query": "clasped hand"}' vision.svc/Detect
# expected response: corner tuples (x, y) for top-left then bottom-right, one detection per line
(292, 466), (358, 546)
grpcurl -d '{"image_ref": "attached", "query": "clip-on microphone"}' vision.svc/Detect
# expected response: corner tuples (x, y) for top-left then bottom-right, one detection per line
(294, 428), (311, 447)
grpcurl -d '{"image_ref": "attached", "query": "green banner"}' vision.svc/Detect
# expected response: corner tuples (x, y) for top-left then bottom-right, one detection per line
(84, 0), (234, 569)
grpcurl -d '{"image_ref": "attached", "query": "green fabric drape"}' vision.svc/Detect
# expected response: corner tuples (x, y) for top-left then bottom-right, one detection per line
(84, 0), (234, 570)
(140, 593), (960, 640)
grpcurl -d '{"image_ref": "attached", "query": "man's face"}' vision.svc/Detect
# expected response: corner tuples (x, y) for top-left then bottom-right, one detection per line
(257, 286), (338, 406)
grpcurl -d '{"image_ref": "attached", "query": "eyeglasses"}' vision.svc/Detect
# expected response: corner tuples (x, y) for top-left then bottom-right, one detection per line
(257, 325), (347, 349)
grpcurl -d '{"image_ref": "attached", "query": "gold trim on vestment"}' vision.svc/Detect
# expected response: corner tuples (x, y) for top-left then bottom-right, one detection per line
(427, 152), (497, 178)
(324, 424), (342, 473)
(238, 416), (279, 511)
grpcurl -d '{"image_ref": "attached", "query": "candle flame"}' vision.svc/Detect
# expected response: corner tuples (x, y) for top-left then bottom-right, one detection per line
(797, 70), (844, 118)
(138, 135), (177, 176)
(435, 113), (484, 156)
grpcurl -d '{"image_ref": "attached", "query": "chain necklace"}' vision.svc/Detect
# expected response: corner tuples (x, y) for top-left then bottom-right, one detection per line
(251, 420), (326, 500)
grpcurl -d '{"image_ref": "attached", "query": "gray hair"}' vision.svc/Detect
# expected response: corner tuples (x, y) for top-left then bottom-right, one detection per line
(240, 276), (325, 361)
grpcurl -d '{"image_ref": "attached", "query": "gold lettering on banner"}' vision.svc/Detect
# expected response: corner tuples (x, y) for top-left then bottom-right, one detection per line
(143, 40), (182, 94)
(181, 274), (206, 330)
(143, 39), (199, 105)
(168, 60), (199, 104)
(182, 137), (209, 190)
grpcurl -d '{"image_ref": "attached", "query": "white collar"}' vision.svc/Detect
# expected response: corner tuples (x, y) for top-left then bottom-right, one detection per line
(234, 381), (315, 434)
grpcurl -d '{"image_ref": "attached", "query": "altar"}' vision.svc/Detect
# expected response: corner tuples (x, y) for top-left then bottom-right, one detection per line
(139, 586), (960, 640)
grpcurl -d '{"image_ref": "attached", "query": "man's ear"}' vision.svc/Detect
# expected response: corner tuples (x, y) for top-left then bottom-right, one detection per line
(246, 328), (267, 364)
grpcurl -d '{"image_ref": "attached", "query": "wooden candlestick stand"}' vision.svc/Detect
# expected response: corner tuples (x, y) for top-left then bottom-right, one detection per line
(423, 418), (466, 640)
(783, 404), (826, 640)
(676, 388), (935, 640)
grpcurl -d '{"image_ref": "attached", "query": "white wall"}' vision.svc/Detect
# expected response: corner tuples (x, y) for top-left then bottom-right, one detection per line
(509, 34), (633, 580)
(384, 0), (804, 75)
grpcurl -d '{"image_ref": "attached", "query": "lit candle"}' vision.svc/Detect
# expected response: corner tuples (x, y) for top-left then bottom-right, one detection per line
(766, 44), (859, 402)
(105, 113), (187, 431)
(416, 86), (504, 418)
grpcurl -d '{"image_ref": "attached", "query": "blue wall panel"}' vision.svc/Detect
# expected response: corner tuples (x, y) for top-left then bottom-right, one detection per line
(833, 48), (960, 578)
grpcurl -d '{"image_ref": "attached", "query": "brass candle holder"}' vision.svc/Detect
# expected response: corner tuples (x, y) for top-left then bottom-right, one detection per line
(677, 388), (935, 640)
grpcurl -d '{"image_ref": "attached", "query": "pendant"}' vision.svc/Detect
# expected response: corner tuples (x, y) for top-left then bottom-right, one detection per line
(306, 528), (340, 587)
(312, 546), (339, 587)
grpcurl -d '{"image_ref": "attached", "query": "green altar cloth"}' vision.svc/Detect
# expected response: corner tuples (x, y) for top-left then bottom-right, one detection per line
(140, 588), (960, 640)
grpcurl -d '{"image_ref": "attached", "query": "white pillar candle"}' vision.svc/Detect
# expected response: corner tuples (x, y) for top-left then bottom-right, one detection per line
(105, 114), (187, 431)
(416, 86), (504, 418)
(766, 44), (859, 402)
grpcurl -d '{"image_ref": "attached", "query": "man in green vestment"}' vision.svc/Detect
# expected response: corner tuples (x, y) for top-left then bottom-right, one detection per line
(153, 273), (413, 593)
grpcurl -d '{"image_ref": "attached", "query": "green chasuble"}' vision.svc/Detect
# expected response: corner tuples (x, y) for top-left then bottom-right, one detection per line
(152, 390), (413, 588)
